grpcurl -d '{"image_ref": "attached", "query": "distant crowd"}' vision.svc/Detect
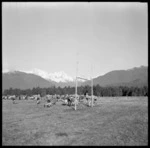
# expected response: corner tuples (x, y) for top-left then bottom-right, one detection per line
(2, 93), (98, 107)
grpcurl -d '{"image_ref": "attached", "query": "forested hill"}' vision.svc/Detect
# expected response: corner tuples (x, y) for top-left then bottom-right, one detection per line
(81, 66), (147, 87)
(2, 71), (55, 90)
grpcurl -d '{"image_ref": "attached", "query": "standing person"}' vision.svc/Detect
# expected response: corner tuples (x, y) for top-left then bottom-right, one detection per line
(47, 97), (51, 103)
(67, 95), (71, 106)
(37, 97), (40, 105)
(84, 91), (88, 101)
(12, 96), (15, 104)
(84, 91), (90, 106)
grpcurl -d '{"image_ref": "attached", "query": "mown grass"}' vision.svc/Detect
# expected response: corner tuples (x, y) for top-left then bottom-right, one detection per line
(2, 97), (148, 145)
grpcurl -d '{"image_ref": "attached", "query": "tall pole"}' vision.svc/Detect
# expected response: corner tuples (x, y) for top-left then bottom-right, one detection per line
(75, 73), (77, 110)
(75, 56), (78, 110)
(91, 64), (93, 107)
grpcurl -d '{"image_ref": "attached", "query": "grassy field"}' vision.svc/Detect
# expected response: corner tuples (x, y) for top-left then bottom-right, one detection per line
(2, 97), (148, 146)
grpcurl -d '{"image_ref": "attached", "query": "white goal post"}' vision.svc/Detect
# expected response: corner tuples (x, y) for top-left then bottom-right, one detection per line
(75, 53), (94, 110)
(75, 74), (94, 110)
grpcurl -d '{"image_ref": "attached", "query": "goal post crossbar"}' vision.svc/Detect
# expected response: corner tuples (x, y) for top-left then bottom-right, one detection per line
(75, 58), (94, 110)
(76, 76), (90, 81)
(75, 75), (94, 109)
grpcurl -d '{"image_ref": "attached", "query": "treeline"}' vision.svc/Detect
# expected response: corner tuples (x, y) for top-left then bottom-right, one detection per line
(3, 85), (148, 97)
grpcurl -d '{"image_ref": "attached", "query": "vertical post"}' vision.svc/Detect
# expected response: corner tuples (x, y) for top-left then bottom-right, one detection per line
(91, 64), (93, 107)
(75, 77), (77, 110)
(75, 61), (78, 111)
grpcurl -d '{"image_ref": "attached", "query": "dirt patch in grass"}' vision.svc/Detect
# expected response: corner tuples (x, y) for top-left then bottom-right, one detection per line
(55, 132), (68, 137)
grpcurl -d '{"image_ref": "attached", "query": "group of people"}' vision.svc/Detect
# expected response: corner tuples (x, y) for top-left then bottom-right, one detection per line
(62, 92), (97, 107)
(10, 91), (97, 108)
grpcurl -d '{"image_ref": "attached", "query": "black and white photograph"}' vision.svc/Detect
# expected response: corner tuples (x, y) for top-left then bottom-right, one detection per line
(2, 2), (148, 146)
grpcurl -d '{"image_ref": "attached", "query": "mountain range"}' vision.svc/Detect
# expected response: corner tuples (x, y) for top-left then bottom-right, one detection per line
(21, 68), (75, 83)
(2, 66), (148, 91)
(81, 66), (148, 87)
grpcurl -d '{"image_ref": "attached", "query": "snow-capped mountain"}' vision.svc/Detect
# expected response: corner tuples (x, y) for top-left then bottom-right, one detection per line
(3, 69), (9, 73)
(25, 68), (75, 82)
(3, 68), (80, 83)
(23, 68), (52, 81)
(3, 69), (18, 74)
(50, 71), (75, 82)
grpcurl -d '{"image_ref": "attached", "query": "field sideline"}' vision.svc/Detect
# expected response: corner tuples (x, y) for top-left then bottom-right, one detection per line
(2, 97), (148, 146)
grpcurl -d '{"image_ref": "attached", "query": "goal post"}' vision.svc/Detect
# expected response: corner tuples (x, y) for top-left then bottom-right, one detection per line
(75, 61), (79, 110)
(75, 75), (94, 110)
(75, 53), (94, 110)
(91, 76), (93, 107)
(91, 65), (93, 107)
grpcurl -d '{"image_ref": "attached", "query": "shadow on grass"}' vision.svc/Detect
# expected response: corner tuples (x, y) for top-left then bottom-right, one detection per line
(62, 104), (68, 106)
(55, 132), (68, 137)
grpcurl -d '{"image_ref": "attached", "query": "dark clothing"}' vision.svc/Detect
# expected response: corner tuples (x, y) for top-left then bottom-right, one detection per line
(67, 97), (71, 106)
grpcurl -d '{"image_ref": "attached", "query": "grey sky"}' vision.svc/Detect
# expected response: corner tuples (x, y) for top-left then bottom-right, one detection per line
(2, 2), (148, 78)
